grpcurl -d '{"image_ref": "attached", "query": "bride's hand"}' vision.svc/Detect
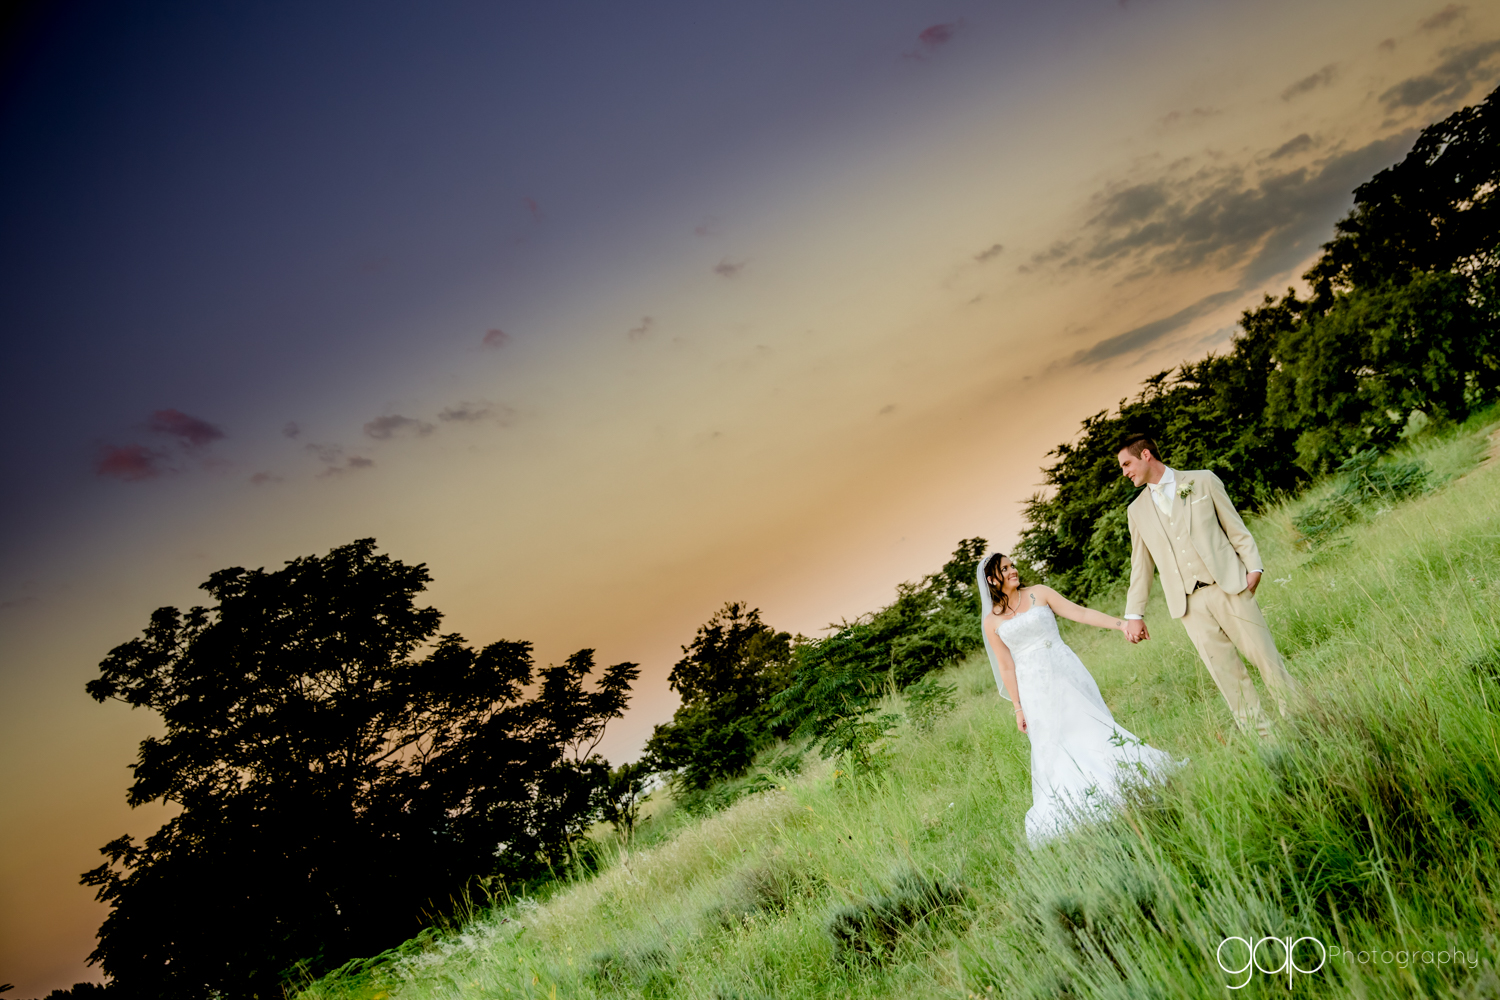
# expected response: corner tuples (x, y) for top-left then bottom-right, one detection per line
(1014, 706), (1027, 733)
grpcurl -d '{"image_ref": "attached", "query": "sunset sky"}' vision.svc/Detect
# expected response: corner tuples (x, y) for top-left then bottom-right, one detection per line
(3, 0), (1498, 991)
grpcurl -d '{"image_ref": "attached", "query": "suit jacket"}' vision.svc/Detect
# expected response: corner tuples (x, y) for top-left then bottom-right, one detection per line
(1125, 469), (1262, 619)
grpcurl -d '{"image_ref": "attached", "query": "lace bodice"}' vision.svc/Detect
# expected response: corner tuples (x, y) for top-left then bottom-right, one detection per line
(994, 605), (1062, 655)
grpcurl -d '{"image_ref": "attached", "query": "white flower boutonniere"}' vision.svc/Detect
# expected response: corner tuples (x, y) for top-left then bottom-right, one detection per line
(1177, 482), (1195, 500)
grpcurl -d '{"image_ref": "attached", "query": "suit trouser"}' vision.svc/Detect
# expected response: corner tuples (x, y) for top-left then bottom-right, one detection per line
(1179, 585), (1297, 737)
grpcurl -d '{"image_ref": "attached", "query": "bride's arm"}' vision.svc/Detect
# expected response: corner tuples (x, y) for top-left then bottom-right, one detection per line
(982, 625), (1027, 732)
(1036, 585), (1127, 633)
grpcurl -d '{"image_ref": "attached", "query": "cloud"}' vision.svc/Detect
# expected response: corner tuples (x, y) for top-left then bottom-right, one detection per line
(1067, 288), (1243, 366)
(363, 414), (434, 440)
(694, 216), (721, 237)
(148, 408), (225, 448)
(282, 421), (301, 439)
(628, 316), (654, 341)
(310, 445), (374, 477)
(1379, 37), (1398, 52)
(1161, 107), (1220, 126)
(1018, 239), (1077, 273)
(523, 197), (542, 220)
(438, 400), (516, 425)
(713, 258), (745, 278)
(1039, 132), (1414, 285)
(878, 403), (897, 415)
(249, 471), (282, 485)
(97, 444), (165, 480)
(1379, 39), (1500, 110)
(974, 243), (1004, 263)
(306, 443), (342, 464)
(1420, 4), (1466, 31)
(1268, 133), (1315, 160)
(482, 328), (509, 348)
(1281, 64), (1338, 101)
(1044, 131), (1416, 366)
(0, 595), (40, 612)
(906, 21), (960, 59)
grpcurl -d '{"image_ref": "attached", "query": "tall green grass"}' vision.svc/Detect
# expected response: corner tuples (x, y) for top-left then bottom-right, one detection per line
(295, 412), (1500, 1000)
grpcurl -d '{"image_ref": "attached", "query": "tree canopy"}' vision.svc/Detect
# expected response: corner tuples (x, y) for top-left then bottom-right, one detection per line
(83, 539), (637, 999)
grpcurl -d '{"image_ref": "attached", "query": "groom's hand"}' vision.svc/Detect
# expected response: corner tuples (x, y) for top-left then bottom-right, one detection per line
(1125, 619), (1149, 643)
(1246, 570), (1262, 596)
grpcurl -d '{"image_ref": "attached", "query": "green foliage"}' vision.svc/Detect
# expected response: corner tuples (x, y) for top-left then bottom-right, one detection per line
(1291, 452), (1430, 547)
(903, 674), (958, 732)
(645, 602), (794, 790)
(825, 869), (968, 964)
(83, 539), (637, 999)
(818, 712), (902, 782)
(1307, 84), (1500, 294)
(1267, 271), (1499, 474)
(771, 538), (988, 742)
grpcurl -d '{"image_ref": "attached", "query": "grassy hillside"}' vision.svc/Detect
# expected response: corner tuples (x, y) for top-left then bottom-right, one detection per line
(297, 411), (1500, 1000)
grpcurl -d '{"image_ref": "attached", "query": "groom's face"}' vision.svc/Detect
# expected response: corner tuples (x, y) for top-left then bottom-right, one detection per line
(1118, 447), (1151, 486)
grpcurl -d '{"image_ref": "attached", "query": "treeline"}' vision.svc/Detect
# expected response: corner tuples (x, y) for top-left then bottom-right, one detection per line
(76, 539), (643, 1000)
(1015, 85), (1499, 599)
(643, 539), (989, 798)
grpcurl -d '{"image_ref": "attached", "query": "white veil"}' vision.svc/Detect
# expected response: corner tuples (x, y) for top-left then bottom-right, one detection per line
(975, 549), (1012, 701)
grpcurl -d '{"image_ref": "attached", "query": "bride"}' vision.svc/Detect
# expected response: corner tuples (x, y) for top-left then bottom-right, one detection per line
(978, 550), (1178, 846)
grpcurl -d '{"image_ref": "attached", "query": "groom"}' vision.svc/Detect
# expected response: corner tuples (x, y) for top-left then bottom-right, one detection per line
(1116, 434), (1297, 737)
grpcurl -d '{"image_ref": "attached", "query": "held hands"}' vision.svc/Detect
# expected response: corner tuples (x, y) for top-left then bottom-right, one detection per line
(1124, 618), (1149, 644)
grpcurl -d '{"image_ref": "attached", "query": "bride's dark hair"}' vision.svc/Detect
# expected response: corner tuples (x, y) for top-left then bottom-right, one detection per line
(982, 552), (1021, 615)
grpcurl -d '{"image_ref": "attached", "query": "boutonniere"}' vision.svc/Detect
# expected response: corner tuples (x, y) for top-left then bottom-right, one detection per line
(1177, 482), (1194, 499)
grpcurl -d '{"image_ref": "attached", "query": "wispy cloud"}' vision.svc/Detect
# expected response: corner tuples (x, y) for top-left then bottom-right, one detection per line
(1420, 4), (1467, 31)
(483, 328), (509, 348)
(523, 197), (543, 221)
(1281, 64), (1338, 101)
(282, 421), (301, 439)
(628, 316), (654, 341)
(713, 258), (745, 278)
(249, 471), (281, 485)
(309, 444), (374, 477)
(438, 400), (516, 426)
(974, 243), (1004, 263)
(1067, 289), (1243, 366)
(96, 444), (165, 480)
(907, 21), (960, 58)
(363, 414), (434, 440)
(1040, 130), (1415, 366)
(148, 409), (225, 448)
(1379, 39), (1500, 110)
(1161, 107), (1220, 126)
(1033, 132), (1413, 284)
(1268, 133), (1315, 160)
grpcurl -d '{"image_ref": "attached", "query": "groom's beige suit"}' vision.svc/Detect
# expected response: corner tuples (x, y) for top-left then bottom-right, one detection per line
(1125, 468), (1297, 736)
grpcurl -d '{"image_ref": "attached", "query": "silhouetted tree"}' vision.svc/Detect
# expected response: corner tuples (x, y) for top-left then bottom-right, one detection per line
(83, 539), (636, 999)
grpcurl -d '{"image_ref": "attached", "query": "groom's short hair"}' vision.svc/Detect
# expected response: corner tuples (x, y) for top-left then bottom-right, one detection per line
(1119, 434), (1161, 462)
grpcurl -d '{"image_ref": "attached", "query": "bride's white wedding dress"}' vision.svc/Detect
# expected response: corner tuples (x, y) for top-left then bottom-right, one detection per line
(995, 605), (1178, 846)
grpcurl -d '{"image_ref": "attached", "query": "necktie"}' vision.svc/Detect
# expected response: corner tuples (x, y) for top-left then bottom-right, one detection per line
(1151, 481), (1173, 516)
